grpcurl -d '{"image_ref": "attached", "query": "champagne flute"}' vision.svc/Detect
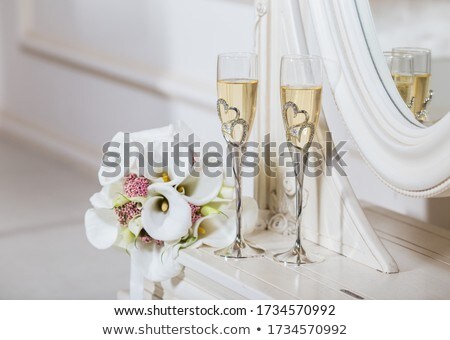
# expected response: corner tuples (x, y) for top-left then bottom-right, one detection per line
(215, 52), (265, 259)
(274, 55), (323, 265)
(384, 52), (415, 109)
(392, 47), (432, 122)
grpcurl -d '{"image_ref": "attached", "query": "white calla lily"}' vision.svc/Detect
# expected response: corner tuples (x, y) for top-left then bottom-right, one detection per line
(144, 161), (185, 187)
(192, 197), (259, 248)
(115, 227), (137, 249)
(128, 216), (143, 237)
(209, 176), (235, 202)
(129, 243), (183, 282)
(216, 185), (234, 201)
(141, 183), (192, 241)
(85, 208), (120, 249)
(99, 122), (195, 186)
(89, 179), (125, 209)
(177, 169), (223, 206)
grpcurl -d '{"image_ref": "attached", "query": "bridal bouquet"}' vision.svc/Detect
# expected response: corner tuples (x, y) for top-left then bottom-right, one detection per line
(84, 122), (258, 297)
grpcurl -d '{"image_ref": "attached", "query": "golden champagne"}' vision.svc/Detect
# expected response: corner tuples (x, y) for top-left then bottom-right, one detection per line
(217, 79), (258, 144)
(280, 86), (322, 149)
(392, 74), (414, 105)
(411, 73), (431, 115)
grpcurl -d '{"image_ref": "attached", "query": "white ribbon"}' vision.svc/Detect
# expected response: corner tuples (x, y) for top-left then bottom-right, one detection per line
(129, 249), (144, 300)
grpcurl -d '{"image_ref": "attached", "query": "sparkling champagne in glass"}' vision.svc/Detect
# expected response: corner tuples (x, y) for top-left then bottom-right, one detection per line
(274, 55), (323, 265)
(384, 52), (414, 108)
(215, 52), (265, 259)
(392, 47), (432, 122)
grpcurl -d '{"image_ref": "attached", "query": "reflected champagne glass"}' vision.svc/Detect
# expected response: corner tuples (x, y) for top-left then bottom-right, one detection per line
(384, 52), (414, 109)
(392, 47), (432, 122)
(215, 52), (265, 259)
(274, 55), (323, 265)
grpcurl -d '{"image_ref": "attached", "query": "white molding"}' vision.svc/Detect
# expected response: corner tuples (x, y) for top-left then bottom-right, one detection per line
(0, 112), (99, 175)
(17, 0), (214, 110)
(254, 0), (270, 209)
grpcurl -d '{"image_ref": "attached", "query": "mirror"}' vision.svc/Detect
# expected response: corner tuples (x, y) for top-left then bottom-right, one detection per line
(367, 0), (450, 125)
(303, 0), (450, 197)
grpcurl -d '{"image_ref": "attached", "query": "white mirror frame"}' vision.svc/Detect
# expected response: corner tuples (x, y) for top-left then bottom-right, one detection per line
(305, 0), (450, 197)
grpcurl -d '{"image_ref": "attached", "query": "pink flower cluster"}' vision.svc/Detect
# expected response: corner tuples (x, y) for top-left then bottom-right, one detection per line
(140, 232), (164, 246)
(114, 201), (141, 225)
(189, 203), (202, 225)
(124, 174), (150, 197)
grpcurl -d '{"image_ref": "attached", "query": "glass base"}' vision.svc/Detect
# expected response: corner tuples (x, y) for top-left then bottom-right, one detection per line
(273, 242), (322, 266)
(214, 237), (265, 259)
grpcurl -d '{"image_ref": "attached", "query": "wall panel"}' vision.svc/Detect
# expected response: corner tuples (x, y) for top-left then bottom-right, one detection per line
(1, 0), (255, 168)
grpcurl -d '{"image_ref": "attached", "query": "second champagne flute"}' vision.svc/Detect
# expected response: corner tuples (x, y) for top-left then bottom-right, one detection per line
(274, 55), (323, 265)
(215, 52), (265, 259)
(384, 52), (415, 109)
(392, 47), (432, 122)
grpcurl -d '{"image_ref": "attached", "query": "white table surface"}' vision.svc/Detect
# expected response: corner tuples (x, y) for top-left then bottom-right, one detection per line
(162, 206), (450, 300)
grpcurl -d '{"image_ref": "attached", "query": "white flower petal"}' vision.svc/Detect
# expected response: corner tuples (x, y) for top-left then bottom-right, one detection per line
(193, 197), (259, 248)
(128, 216), (143, 236)
(218, 186), (234, 200)
(89, 179), (124, 209)
(130, 243), (183, 282)
(178, 171), (223, 206)
(115, 228), (136, 249)
(195, 216), (234, 248)
(174, 120), (194, 140)
(98, 126), (175, 186)
(84, 208), (120, 249)
(167, 161), (190, 186)
(192, 214), (217, 236)
(146, 163), (186, 186)
(142, 184), (192, 241)
(237, 196), (259, 235)
(98, 123), (197, 186)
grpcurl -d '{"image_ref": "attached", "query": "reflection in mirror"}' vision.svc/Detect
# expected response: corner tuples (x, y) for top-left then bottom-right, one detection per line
(369, 0), (450, 125)
(384, 52), (414, 111)
(391, 47), (432, 123)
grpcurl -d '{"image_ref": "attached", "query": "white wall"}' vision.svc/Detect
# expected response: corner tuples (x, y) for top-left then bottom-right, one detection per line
(0, 0), (255, 166)
(0, 0), (5, 112)
(1, 0), (448, 229)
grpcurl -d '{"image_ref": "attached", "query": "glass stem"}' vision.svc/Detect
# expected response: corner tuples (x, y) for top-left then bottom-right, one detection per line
(232, 145), (243, 242)
(291, 146), (307, 248)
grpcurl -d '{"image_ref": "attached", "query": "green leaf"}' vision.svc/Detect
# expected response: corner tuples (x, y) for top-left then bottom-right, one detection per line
(113, 193), (130, 207)
(200, 205), (220, 216)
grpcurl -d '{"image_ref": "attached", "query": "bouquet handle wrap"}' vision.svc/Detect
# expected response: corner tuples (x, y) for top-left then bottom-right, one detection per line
(129, 249), (144, 300)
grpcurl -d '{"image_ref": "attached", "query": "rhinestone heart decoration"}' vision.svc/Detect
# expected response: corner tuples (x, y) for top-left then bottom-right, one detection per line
(217, 98), (249, 146)
(282, 101), (315, 150)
